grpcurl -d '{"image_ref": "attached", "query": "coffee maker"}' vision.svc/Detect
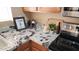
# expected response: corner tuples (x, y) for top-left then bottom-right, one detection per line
(27, 19), (37, 29)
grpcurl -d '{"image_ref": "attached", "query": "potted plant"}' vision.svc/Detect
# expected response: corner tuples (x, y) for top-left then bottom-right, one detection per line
(49, 24), (56, 33)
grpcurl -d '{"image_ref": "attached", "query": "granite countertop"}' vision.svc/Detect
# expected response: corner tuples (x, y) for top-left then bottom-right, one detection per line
(0, 27), (59, 51)
(30, 31), (59, 47)
(0, 27), (34, 51)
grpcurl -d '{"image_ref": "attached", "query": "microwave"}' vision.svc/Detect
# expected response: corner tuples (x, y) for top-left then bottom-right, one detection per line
(63, 7), (79, 17)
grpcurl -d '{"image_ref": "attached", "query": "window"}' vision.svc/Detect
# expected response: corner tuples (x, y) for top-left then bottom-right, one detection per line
(0, 7), (13, 22)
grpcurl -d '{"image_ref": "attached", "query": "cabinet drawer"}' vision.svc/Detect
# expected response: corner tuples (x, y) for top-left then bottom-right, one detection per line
(15, 41), (29, 51)
(31, 40), (48, 51)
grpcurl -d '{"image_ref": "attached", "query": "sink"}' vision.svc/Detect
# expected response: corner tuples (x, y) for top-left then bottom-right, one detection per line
(0, 39), (8, 49)
(0, 35), (9, 50)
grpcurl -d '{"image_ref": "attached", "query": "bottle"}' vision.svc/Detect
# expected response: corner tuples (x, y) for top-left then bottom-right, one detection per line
(43, 24), (48, 32)
(56, 22), (61, 34)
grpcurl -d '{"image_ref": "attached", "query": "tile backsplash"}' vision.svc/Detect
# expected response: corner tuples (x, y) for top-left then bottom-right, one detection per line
(0, 21), (13, 28)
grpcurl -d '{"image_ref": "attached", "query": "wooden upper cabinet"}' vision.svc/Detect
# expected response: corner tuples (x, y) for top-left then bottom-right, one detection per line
(23, 7), (37, 12)
(39, 7), (61, 13)
(23, 7), (61, 13)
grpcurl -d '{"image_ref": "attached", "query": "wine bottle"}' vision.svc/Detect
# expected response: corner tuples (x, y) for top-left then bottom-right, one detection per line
(56, 22), (61, 34)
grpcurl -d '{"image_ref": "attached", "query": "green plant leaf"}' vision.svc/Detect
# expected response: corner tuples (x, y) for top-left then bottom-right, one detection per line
(49, 23), (56, 31)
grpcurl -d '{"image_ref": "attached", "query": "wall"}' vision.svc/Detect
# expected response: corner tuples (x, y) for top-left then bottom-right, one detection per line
(11, 7), (28, 20)
(0, 7), (28, 28)
(0, 21), (13, 28)
(0, 7), (79, 28)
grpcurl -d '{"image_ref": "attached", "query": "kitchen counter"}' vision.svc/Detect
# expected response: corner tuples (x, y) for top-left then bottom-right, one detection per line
(30, 31), (59, 48)
(0, 27), (59, 51)
(0, 27), (33, 51)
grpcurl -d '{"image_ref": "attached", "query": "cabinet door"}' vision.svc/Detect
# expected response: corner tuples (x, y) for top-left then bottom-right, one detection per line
(31, 40), (48, 51)
(23, 7), (61, 13)
(15, 41), (30, 51)
(31, 47), (39, 51)
(24, 47), (30, 51)
(23, 7), (37, 12)
(39, 7), (61, 13)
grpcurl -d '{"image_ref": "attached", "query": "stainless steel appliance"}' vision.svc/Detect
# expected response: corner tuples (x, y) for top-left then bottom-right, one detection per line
(63, 7), (79, 17)
(49, 22), (79, 51)
(61, 22), (79, 37)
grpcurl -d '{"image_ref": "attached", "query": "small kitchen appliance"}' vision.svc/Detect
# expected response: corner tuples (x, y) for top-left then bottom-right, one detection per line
(27, 19), (37, 29)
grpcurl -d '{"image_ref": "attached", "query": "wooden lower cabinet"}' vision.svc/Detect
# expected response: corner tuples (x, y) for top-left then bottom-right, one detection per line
(15, 40), (48, 51)
(31, 40), (48, 51)
(15, 41), (30, 51)
(31, 47), (39, 51)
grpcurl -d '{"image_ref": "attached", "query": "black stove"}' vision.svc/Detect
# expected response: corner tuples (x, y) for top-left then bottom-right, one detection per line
(49, 31), (79, 51)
